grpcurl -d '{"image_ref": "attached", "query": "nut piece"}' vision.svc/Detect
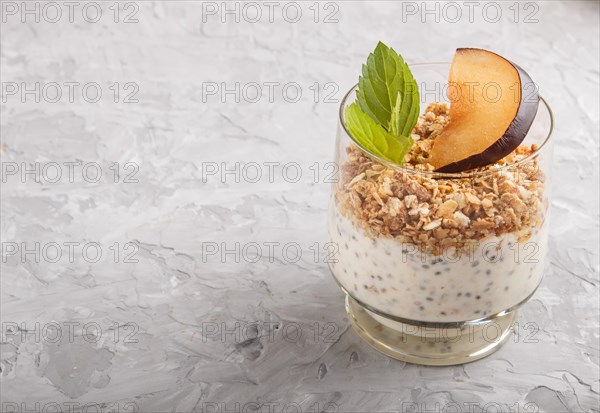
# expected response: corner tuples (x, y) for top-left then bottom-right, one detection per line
(465, 192), (481, 205)
(423, 219), (442, 230)
(452, 211), (471, 228)
(481, 198), (494, 210)
(348, 173), (365, 187)
(404, 194), (418, 209)
(502, 193), (527, 213)
(437, 199), (459, 218)
(385, 197), (403, 217)
(472, 219), (496, 231)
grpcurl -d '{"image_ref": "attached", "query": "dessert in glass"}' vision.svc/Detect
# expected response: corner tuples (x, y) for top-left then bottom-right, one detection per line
(328, 44), (553, 365)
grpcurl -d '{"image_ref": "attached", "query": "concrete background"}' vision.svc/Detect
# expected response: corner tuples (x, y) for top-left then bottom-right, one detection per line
(1, 1), (598, 412)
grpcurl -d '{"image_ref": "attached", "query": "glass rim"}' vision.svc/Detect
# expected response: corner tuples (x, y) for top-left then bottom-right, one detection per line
(338, 62), (555, 179)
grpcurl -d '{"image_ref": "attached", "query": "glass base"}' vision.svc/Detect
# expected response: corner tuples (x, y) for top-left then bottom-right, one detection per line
(345, 295), (517, 366)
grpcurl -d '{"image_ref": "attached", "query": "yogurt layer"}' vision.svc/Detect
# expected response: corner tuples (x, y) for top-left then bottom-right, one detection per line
(329, 206), (548, 323)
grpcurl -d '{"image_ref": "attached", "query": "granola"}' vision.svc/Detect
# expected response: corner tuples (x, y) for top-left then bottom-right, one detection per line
(335, 102), (546, 255)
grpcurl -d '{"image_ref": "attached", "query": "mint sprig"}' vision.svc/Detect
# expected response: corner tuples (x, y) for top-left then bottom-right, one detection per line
(345, 42), (420, 165)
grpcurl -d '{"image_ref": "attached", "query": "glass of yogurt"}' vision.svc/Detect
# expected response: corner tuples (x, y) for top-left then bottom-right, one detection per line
(328, 64), (554, 365)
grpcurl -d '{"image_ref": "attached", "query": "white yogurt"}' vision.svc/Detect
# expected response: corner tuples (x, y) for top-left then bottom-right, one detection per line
(328, 205), (547, 323)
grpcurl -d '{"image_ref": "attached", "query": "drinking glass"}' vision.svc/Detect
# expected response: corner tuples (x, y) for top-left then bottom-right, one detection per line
(328, 63), (554, 365)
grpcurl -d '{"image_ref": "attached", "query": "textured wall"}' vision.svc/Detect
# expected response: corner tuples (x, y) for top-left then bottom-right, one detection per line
(1, 1), (599, 412)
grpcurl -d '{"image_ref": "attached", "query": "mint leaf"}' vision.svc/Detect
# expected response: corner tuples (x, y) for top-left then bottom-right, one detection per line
(345, 103), (413, 165)
(355, 41), (420, 138)
(396, 62), (420, 136)
(345, 41), (420, 165)
(389, 92), (403, 137)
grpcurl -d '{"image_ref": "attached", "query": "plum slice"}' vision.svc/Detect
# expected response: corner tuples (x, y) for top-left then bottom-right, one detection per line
(429, 48), (540, 173)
